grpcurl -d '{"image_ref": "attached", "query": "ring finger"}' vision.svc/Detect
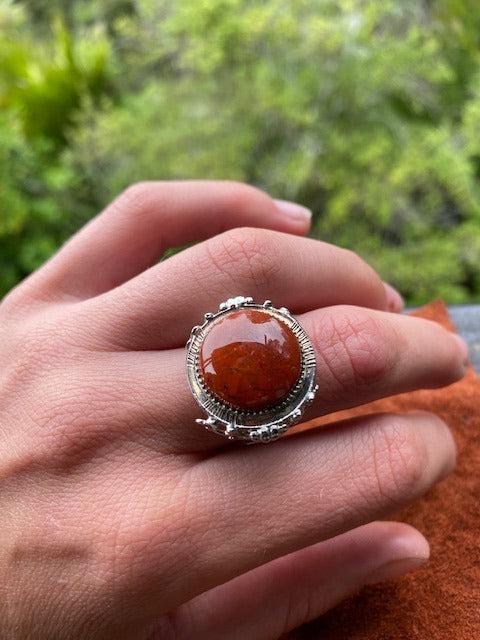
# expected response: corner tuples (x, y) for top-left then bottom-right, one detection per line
(145, 304), (465, 450)
(35, 304), (466, 456)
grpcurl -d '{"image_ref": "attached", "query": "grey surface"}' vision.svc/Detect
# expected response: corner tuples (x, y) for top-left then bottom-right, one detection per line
(407, 304), (480, 373)
(447, 305), (480, 373)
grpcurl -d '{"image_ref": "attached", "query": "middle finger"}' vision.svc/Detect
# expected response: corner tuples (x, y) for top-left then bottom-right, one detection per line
(83, 228), (392, 351)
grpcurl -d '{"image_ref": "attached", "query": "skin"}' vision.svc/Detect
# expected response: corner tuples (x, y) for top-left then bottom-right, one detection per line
(0, 181), (467, 640)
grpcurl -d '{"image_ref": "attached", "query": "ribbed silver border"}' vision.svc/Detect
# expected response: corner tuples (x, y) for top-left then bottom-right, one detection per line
(186, 297), (318, 442)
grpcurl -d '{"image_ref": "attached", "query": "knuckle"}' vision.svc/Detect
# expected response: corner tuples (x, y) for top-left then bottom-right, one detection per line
(34, 385), (117, 467)
(371, 416), (429, 502)
(26, 373), (142, 473)
(205, 227), (281, 289)
(113, 181), (157, 218)
(0, 311), (81, 408)
(341, 248), (384, 302)
(0, 286), (26, 316)
(340, 247), (363, 266)
(218, 181), (273, 214)
(1, 321), (55, 385)
(316, 308), (397, 394)
(281, 591), (316, 635)
(341, 247), (375, 275)
(0, 280), (44, 317)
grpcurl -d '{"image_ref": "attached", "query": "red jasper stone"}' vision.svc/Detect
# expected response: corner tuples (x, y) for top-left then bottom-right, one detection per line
(199, 309), (302, 411)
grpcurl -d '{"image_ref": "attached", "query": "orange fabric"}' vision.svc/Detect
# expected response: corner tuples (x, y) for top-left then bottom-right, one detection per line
(291, 301), (480, 640)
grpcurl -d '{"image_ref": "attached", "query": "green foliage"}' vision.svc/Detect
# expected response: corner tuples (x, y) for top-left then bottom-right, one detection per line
(0, 4), (115, 145)
(0, 113), (73, 292)
(2, 0), (480, 303)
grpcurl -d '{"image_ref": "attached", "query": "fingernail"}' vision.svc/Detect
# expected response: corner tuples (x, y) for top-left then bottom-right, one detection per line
(366, 556), (428, 585)
(452, 333), (469, 365)
(383, 282), (404, 313)
(274, 199), (312, 223)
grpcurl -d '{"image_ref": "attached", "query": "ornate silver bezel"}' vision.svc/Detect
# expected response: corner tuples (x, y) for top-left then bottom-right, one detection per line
(186, 296), (318, 443)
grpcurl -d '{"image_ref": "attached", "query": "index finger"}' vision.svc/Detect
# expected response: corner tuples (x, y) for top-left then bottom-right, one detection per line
(12, 181), (311, 302)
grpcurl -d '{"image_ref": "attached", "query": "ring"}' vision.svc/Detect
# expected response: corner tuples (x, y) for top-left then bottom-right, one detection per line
(186, 296), (318, 443)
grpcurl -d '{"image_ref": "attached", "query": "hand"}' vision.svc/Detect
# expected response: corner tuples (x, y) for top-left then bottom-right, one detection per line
(0, 181), (467, 640)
